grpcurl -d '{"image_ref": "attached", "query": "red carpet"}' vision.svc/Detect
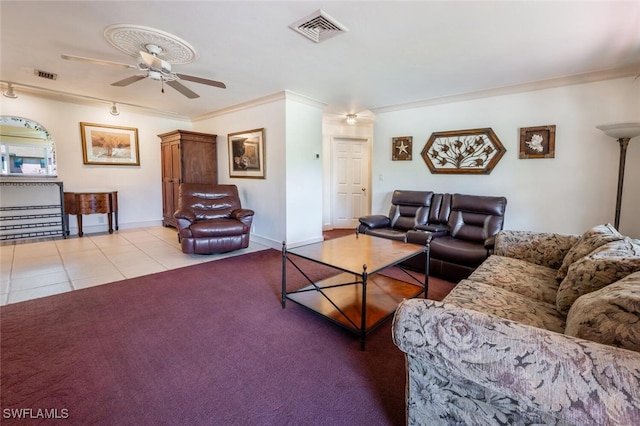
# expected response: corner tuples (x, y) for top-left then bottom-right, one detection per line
(1, 248), (454, 425)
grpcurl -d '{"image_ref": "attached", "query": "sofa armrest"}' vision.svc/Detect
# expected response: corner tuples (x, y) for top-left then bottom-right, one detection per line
(392, 299), (640, 425)
(414, 224), (450, 233)
(484, 235), (496, 250)
(494, 230), (579, 270)
(358, 215), (390, 229)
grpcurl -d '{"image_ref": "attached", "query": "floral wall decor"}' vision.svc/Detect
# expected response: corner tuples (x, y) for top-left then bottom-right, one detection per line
(420, 128), (506, 174)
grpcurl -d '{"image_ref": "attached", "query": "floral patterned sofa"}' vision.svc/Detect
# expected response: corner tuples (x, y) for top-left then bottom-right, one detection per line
(393, 225), (640, 425)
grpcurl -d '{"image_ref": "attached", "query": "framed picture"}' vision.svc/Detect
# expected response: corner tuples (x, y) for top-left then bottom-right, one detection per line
(520, 125), (556, 159)
(392, 136), (412, 161)
(228, 128), (265, 179)
(80, 122), (140, 166)
(420, 128), (506, 174)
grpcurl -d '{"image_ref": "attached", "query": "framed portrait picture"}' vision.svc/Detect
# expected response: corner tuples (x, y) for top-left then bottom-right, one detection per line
(228, 128), (265, 179)
(520, 125), (556, 159)
(392, 136), (412, 161)
(80, 122), (140, 166)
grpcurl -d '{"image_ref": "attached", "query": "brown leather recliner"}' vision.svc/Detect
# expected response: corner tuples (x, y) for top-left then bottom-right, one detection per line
(174, 183), (254, 254)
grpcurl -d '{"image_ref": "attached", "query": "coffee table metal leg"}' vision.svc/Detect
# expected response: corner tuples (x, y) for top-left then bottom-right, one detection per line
(281, 241), (287, 308)
(424, 241), (430, 299)
(361, 265), (368, 351)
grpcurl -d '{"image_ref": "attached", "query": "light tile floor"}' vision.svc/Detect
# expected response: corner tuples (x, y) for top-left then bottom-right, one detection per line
(0, 226), (269, 306)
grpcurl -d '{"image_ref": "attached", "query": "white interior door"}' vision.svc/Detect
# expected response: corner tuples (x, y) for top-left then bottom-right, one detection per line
(331, 137), (370, 228)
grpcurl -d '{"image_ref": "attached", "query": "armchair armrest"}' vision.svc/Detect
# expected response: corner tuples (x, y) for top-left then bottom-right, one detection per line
(231, 208), (255, 228)
(392, 299), (640, 425)
(173, 208), (196, 223)
(494, 230), (579, 270)
(231, 208), (255, 219)
(358, 215), (390, 229)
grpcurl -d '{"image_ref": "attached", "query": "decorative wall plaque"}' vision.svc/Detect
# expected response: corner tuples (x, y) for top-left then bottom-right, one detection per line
(520, 125), (556, 159)
(392, 136), (412, 161)
(420, 128), (506, 174)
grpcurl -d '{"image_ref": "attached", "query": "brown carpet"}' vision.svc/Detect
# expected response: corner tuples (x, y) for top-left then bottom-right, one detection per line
(1, 248), (454, 425)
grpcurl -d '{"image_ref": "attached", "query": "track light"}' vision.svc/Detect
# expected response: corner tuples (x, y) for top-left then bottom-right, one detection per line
(346, 114), (357, 125)
(3, 83), (17, 99)
(110, 102), (120, 116)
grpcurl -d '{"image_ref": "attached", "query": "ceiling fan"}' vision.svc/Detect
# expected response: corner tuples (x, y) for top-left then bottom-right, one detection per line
(61, 44), (226, 99)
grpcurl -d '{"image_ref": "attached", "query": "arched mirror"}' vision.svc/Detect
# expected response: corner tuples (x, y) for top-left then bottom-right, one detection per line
(0, 116), (57, 176)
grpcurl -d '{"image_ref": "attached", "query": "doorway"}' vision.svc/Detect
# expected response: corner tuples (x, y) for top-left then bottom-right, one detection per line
(331, 137), (370, 228)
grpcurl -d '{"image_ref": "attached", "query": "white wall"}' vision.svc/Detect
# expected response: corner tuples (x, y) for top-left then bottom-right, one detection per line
(192, 94), (286, 248)
(0, 93), (190, 234)
(321, 117), (375, 229)
(193, 91), (325, 248)
(284, 95), (324, 246)
(372, 77), (640, 238)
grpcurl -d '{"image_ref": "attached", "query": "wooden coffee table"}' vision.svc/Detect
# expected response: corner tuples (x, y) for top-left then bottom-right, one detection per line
(281, 233), (428, 350)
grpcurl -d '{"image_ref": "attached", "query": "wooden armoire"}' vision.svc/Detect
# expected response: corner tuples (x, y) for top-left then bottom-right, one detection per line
(158, 130), (217, 227)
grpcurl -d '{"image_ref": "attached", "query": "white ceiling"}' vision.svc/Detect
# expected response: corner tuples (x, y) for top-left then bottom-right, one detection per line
(2, 1), (639, 120)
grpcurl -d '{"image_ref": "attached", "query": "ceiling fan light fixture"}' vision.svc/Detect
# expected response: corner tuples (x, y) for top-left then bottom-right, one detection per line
(3, 83), (18, 99)
(110, 102), (120, 116)
(148, 70), (163, 81)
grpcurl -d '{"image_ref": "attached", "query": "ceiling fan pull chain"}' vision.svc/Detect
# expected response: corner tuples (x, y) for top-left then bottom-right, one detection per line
(161, 78), (165, 94)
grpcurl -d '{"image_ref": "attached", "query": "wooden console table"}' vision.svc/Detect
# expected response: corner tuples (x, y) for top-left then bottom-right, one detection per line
(64, 190), (118, 237)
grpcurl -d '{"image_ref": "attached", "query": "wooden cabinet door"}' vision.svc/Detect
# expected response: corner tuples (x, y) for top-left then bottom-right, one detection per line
(161, 141), (181, 226)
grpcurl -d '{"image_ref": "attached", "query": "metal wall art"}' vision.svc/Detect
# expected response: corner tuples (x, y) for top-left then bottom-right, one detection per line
(420, 128), (506, 174)
(392, 136), (412, 161)
(519, 125), (556, 159)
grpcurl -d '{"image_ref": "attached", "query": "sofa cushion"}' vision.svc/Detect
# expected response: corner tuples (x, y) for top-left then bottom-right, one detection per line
(565, 272), (640, 352)
(556, 238), (640, 315)
(430, 236), (489, 268)
(444, 280), (566, 333)
(190, 218), (248, 238)
(365, 227), (407, 242)
(556, 223), (623, 282)
(468, 255), (559, 305)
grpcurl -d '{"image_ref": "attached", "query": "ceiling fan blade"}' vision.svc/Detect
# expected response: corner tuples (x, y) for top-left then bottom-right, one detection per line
(166, 80), (200, 99)
(61, 54), (136, 70)
(176, 73), (226, 89)
(111, 75), (146, 87)
(139, 51), (171, 73)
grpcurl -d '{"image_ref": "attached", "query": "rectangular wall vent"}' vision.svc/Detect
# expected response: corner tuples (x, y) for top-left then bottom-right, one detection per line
(34, 70), (58, 80)
(289, 9), (348, 43)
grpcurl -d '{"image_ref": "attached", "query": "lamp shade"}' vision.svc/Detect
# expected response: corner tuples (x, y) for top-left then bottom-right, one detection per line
(596, 122), (640, 139)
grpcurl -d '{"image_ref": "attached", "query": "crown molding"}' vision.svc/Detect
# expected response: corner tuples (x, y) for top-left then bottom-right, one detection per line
(371, 64), (640, 114)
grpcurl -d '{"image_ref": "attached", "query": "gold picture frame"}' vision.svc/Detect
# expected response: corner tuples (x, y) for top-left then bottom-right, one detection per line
(392, 136), (412, 161)
(80, 122), (140, 166)
(519, 125), (556, 159)
(228, 128), (265, 179)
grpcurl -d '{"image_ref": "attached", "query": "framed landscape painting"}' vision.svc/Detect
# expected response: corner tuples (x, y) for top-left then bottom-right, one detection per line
(80, 122), (140, 166)
(228, 128), (265, 179)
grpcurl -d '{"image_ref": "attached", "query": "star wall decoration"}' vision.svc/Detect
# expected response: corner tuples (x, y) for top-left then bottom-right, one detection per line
(392, 136), (412, 161)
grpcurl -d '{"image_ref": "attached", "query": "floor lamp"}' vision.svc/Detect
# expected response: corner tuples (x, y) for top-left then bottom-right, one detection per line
(596, 122), (640, 230)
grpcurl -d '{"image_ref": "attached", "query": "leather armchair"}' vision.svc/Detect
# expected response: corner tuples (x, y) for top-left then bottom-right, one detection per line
(174, 183), (254, 254)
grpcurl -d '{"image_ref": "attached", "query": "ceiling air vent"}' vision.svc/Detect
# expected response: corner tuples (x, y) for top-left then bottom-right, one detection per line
(34, 70), (58, 80)
(289, 9), (348, 43)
